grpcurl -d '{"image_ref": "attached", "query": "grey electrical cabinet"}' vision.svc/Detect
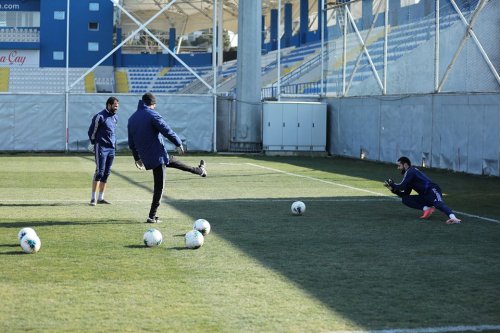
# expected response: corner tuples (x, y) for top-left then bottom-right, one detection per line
(262, 102), (327, 151)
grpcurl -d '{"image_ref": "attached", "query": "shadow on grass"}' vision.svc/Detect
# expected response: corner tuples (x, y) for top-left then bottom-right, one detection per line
(98, 155), (500, 327)
(124, 245), (147, 249)
(0, 250), (25, 255)
(123, 244), (189, 251)
(0, 203), (84, 207)
(0, 242), (23, 255)
(0, 220), (137, 229)
(167, 246), (191, 251)
(168, 197), (500, 327)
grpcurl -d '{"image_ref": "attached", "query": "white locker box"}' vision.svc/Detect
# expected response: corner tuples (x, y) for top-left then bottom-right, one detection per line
(263, 102), (327, 152)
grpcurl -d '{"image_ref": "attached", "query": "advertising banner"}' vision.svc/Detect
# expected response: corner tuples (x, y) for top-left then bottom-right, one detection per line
(0, 0), (40, 11)
(0, 50), (39, 67)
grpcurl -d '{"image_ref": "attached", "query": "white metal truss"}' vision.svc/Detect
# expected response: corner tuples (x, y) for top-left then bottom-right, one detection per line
(344, 5), (384, 96)
(344, 0), (386, 95)
(115, 1), (214, 91)
(438, 0), (500, 92)
(67, 0), (213, 93)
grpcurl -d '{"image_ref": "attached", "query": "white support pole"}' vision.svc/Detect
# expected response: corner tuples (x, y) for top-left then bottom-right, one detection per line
(320, 0), (325, 96)
(212, 0), (217, 93)
(213, 94), (217, 152)
(434, 0), (440, 92)
(217, 0), (223, 68)
(65, 0), (70, 152)
(277, 0), (282, 101)
(342, 6), (347, 96)
(212, 0), (218, 152)
(384, 0), (389, 95)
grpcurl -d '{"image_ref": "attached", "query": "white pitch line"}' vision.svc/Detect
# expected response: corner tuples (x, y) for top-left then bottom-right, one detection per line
(246, 163), (387, 197)
(453, 211), (500, 224)
(0, 198), (394, 203)
(0, 199), (151, 202)
(245, 163), (500, 224)
(330, 324), (500, 333)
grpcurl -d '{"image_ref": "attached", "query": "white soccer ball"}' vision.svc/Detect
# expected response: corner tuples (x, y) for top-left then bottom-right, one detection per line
(291, 201), (306, 215)
(18, 227), (37, 242)
(185, 230), (204, 249)
(193, 219), (211, 236)
(20, 234), (41, 254)
(143, 228), (163, 247)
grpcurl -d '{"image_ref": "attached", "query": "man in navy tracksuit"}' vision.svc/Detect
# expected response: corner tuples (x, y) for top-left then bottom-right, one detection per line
(127, 92), (206, 223)
(384, 156), (461, 224)
(88, 97), (119, 206)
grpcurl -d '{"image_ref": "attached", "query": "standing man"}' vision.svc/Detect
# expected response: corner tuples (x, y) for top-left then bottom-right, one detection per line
(128, 92), (206, 223)
(88, 96), (119, 206)
(384, 156), (461, 224)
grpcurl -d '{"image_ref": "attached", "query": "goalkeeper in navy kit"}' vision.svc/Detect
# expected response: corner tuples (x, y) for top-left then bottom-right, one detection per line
(384, 156), (461, 224)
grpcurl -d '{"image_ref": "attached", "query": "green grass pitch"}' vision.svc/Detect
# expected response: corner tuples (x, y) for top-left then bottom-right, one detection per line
(0, 154), (499, 332)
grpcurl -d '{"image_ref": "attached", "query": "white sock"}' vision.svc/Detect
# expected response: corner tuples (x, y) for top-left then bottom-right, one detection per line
(98, 192), (104, 201)
(449, 214), (456, 219)
(91, 192), (96, 201)
(423, 206), (430, 211)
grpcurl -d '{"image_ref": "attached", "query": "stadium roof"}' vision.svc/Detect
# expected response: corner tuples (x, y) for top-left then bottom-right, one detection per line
(119, 0), (320, 36)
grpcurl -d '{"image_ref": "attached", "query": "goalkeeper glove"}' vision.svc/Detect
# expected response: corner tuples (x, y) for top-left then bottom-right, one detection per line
(384, 179), (395, 192)
(87, 143), (95, 153)
(135, 159), (145, 170)
(392, 189), (407, 198)
(175, 144), (185, 155)
(384, 178), (394, 188)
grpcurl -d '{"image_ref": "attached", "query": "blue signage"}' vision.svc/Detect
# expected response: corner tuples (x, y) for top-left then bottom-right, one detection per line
(0, 0), (40, 12)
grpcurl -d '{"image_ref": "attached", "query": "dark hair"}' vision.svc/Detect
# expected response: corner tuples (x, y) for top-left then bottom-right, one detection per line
(397, 156), (411, 166)
(106, 96), (119, 106)
(142, 92), (156, 106)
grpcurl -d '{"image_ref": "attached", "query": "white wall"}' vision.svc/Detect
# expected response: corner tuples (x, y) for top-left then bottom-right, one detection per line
(0, 93), (214, 152)
(327, 92), (500, 176)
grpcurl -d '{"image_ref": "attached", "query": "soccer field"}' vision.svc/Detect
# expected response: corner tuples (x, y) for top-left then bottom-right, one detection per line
(1, 154), (499, 333)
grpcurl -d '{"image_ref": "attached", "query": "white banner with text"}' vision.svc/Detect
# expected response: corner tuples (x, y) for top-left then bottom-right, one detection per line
(0, 50), (39, 67)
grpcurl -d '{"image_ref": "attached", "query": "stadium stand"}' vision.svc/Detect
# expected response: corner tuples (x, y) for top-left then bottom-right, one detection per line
(0, 0), (485, 97)
(152, 65), (211, 93)
(127, 67), (160, 93)
(114, 70), (129, 93)
(8, 67), (87, 93)
(289, 7), (467, 95)
(0, 27), (39, 43)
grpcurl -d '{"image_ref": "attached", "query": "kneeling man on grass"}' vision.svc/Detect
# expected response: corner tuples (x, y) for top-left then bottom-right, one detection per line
(384, 156), (461, 225)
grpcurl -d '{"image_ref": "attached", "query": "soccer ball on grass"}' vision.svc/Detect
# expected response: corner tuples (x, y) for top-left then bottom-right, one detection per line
(291, 201), (306, 215)
(18, 227), (37, 242)
(20, 234), (41, 254)
(185, 230), (204, 249)
(193, 219), (211, 236)
(143, 228), (163, 247)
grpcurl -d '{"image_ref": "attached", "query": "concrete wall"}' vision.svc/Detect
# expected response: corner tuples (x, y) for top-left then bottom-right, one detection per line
(326, 93), (500, 176)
